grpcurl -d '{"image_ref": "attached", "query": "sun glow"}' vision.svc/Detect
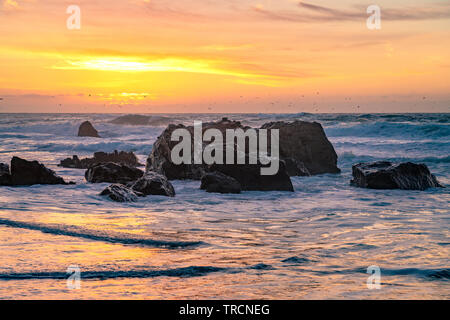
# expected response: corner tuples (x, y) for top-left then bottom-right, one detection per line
(53, 57), (281, 82)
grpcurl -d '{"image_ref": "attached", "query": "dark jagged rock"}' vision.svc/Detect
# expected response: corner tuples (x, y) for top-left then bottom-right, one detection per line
(261, 121), (340, 175)
(85, 162), (144, 184)
(0, 163), (12, 186)
(210, 160), (294, 192)
(100, 184), (140, 202)
(351, 161), (444, 190)
(128, 171), (175, 197)
(78, 121), (100, 138)
(201, 171), (241, 194)
(9, 157), (72, 186)
(59, 150), (143, 169)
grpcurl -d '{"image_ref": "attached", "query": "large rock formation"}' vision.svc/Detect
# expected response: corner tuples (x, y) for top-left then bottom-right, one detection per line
(0, 163), (12, 186)
(128, 172), (175, 197)
(351, 161), (444, 190)
(201, 171), (241, 194)
(100, 184), (140, 202)
(146, 118), (340, 185)
(78, 121), (100, 138)
(7, 157), (72, 186)
(85, 162), (144, 184)
(261, 121), (340, 175)
(147, 118), (246, 180)
(59, 150), (143, 169)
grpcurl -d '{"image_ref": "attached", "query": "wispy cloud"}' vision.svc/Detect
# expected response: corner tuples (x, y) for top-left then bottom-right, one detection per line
(252, 2), (450, 23)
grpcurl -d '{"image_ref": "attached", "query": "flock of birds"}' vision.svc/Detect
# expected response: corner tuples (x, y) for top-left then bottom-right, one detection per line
(0, 94), (437, 113)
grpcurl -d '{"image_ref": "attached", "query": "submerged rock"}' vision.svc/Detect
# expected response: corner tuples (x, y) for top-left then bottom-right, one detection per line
(78, 121), (100, 138)
(59, 150), (143, 169)
(261, 121), (340, 175)
(200, 171), (241, 194)
(9, 157), (72, 186)
(0, 163), (12, 186)
(109, 114), (151, 125)
(100, 184), (139, 202)
(351, 161), (444, 190)
(109, 114), (171, 126)
(128, 172), (175, 197)
(85, 162), (144, 184)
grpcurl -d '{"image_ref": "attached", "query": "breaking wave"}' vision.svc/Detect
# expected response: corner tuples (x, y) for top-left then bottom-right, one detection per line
(0, 266), (226, 280)
(0, 218), (203, 249)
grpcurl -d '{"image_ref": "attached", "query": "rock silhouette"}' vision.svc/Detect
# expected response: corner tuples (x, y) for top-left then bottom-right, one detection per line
(78, 121), (100, 138)
(351, 161), (444, 190)
(85, 163), (144, 184)
(100, 184), (140, 202)
(3, 157), (73, 186)
(128, 172), (175, 197)
(59, 150), (142, 169)
(201, 171), (241, 194)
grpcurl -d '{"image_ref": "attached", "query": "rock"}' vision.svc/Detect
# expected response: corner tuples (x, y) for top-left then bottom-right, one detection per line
(10, 157), (72, 186)
(78, 121), (100, 138)
(283, 157), (310, 176)
(200, 171), (241, 194)
(261, 121), (340, 175)
(128, 172), (175, 197)
(351, 161), (444, 190)
(147, 118), (251, 180)
(85, 162), (144, 184)
(0, 163), (12, 186)
(100, 184), (139, 202)
(210, 160), (294, 192)
(147, 118), (339, 182)
(59, 150), (143, 169)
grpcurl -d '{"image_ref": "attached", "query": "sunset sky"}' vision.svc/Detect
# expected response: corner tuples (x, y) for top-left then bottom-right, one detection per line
(0, 0), (449, 113)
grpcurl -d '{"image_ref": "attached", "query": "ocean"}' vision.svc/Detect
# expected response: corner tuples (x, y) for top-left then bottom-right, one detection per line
(0, 113), (448, 299)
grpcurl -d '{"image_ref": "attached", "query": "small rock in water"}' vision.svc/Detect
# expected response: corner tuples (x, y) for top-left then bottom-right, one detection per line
(85, 162), (144, 184)
(8, 157), (73, 186)
(200, 171), (241, 194)
(78, 121), (100, 138)
(128, 171), (175, 197)
(100, 184), (139, 202)
(351, 161), (444, 190)
(210, 161), (294, 192)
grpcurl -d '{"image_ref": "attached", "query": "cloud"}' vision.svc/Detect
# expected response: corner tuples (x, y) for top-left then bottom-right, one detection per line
(252, 2), (450, 23)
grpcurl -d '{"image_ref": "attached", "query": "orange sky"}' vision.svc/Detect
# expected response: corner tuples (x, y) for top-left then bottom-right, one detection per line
(0, 0), (449, 113)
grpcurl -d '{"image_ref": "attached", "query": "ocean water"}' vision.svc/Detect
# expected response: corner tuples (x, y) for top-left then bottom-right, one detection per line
(0, 113), (448, 299)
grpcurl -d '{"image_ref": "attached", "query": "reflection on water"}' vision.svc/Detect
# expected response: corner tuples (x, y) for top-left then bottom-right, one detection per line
(0, 113), (448, 299)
